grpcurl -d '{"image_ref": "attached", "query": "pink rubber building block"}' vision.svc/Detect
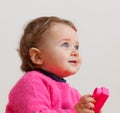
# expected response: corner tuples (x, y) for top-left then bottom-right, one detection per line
(93, 87), (109, 113)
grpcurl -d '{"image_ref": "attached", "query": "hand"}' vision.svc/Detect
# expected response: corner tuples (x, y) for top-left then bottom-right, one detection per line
(74, 94), (96, 113)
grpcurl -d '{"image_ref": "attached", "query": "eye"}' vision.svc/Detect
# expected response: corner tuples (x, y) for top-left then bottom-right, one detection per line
(75, 45), (79, 50)
(61, 42), (69, 48)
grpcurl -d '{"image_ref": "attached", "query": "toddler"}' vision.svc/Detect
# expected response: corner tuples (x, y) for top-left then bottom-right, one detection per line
(6, 16), (98, 113)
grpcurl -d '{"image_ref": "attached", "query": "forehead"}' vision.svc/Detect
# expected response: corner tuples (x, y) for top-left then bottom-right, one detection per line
(48, 23), (78, 41)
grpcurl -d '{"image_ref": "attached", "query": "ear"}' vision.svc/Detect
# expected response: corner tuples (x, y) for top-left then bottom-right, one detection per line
(29, 48), (43, 65)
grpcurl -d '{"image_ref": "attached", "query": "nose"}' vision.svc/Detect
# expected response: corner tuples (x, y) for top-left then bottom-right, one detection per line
(71, 50), (79, 56)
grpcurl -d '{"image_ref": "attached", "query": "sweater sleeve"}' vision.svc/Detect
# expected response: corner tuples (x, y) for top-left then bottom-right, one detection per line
(7, 73), (77, 113)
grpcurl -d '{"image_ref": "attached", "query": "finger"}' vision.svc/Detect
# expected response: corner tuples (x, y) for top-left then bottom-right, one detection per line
(76, 107), (95, 113)
(85, 102), (95, 110)
(80, 95), (96, 104)
(85, 109), (95, 113)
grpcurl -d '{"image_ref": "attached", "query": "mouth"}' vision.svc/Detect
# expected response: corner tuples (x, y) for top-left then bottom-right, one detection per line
(68, 60), (78, 64)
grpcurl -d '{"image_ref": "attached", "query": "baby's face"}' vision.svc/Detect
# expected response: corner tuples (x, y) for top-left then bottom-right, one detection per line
(39, 23), (82, 77)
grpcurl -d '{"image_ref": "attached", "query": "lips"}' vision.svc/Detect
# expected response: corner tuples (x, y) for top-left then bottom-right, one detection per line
(68, 60), (77, 63)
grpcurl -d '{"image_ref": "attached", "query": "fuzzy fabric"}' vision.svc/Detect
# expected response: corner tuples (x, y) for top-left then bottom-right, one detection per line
(6, 71), (81, 113)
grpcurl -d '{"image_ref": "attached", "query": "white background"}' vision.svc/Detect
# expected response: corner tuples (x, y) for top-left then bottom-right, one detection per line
(0, 0), (120, 113)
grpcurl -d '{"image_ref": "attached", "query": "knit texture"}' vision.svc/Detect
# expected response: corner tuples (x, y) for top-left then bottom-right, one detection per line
(6, 71), (81, 113)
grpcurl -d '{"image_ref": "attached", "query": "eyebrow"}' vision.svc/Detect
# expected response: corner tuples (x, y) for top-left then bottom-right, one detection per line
(58, 38), (79, 44)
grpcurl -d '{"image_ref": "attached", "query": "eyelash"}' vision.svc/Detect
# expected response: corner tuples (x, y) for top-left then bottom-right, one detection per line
(61, 42), (79, 50)
(62, 42), (69, 48)
(75, 45), (79, 50)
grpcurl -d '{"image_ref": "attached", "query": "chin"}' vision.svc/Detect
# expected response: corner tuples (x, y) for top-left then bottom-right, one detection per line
(62, 70), (77, 77)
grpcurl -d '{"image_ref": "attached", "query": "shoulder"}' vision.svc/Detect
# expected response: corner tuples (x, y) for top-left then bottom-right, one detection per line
(18, 70), (50, 85)
(15, 70), (58, 89)
(24, 70), (44, 78)
(9, 71), (51, 96)
(10, 71), (48, 91)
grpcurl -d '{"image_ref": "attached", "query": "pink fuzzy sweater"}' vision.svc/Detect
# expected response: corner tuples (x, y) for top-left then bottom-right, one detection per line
(6, 71), (81, 113)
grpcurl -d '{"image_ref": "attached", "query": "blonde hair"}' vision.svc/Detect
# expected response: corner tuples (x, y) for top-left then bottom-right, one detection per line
(18, 16), (77, 72)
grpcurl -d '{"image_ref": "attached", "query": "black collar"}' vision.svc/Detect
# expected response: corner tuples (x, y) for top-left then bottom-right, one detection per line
(36, 68), (66, 83)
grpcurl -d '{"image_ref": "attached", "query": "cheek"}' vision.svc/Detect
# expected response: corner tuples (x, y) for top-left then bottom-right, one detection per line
(42, 48), (69, 63)
(55, 52), (68, 61)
